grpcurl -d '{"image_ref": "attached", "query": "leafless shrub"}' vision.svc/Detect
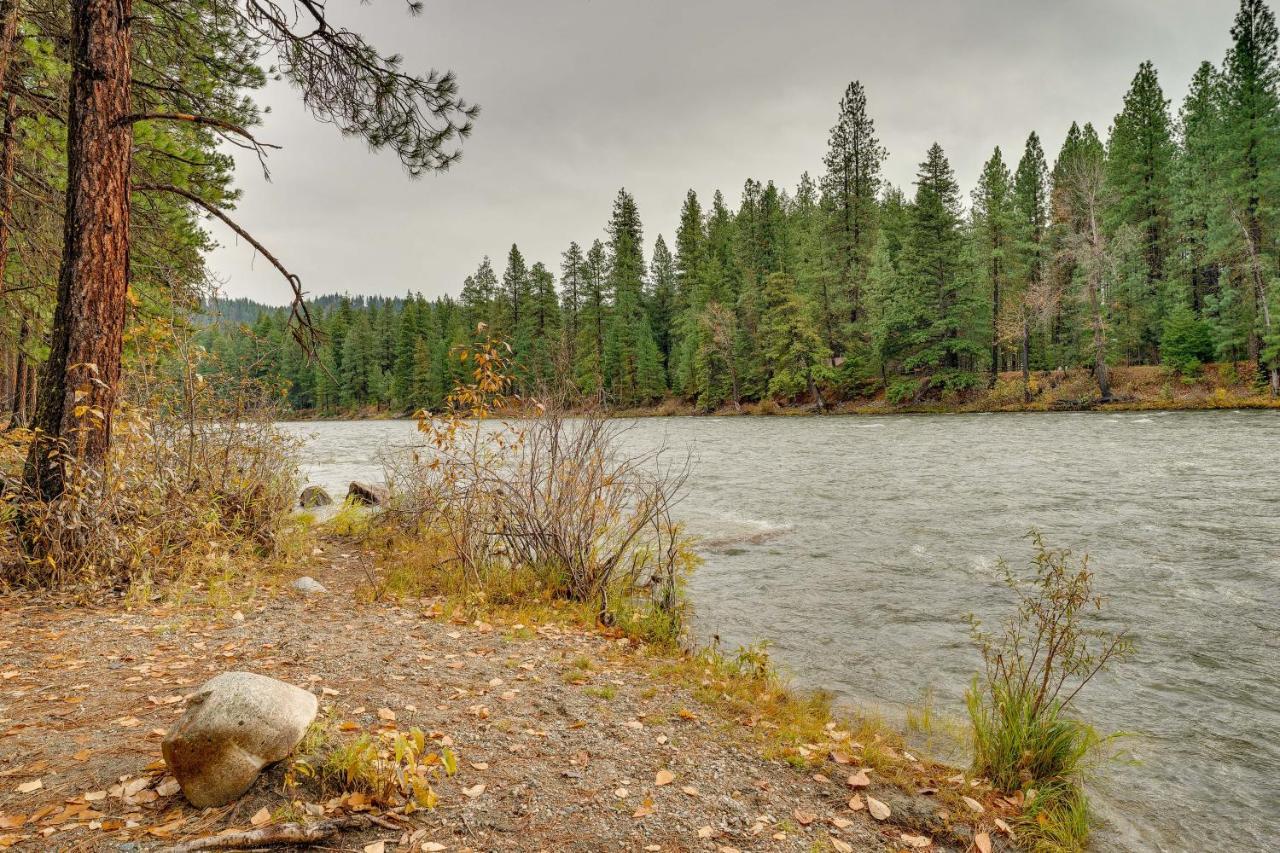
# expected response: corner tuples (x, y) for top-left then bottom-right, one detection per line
(382, 333), (696, 631)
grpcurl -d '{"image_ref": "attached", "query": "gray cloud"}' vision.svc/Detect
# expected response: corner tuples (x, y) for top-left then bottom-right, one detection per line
(207, 0), (1241, 305)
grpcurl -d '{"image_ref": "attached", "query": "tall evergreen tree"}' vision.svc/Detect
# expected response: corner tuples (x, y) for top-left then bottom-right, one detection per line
(1217, 0), (1280, 391)
(1011, 132), (1051, 396)
(820, 81), (886, 352)
(1105, 61), (1176, 361)
(899, 143), (978, 382)
(972, 147), (1015, 383)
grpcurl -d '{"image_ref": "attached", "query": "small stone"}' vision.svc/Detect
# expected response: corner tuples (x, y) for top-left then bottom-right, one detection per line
(291, 576), (327, 595)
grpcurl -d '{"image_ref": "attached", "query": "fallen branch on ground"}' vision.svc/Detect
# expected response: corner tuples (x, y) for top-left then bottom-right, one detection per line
(155, 816), (368, 852)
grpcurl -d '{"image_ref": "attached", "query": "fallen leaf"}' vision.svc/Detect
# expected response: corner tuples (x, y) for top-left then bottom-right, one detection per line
(632, 797), (654, 818)
(867, 796), (891, 821)
(792, 808), (816, 826)
(364, 842), (385, 853)
(0, 817), (25, 830)
(846, 769), (871, 788)
(975, 830), (993, 853)
(831, 816), (853, 829)
(156, 778), (181, 797)
(680, 785), (700, 797)
(832, 840), (853, 853)
(421, 844), (448, 852)
(696, 825), (714, 838)
(15, 781), (41, 794)
(469, 762), (489, 771)
(461, 784), (485, 798)
(812, 773), (831, 784)
(377, 708), (397, 722)
(900, 833), (931, 848)
(848, 794), (865, 811)
(830, 750), (853, 765)
(961, 795), (985, 814)
(654, 770), (674, 786)
(250, 807), (271, 826)
(994, 817), (1015, 838)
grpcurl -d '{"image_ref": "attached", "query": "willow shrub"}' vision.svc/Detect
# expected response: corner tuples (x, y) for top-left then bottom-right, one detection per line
(0, 321), (300, 591)
(966, 532), (1133, 851)
(380, 331), (697, 643)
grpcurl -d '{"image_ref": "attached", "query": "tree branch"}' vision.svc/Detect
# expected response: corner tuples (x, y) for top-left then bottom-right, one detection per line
(132, 182), (319, 358)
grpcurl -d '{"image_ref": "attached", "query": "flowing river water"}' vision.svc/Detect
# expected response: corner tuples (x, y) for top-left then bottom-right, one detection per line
(281, 411), (1280, 852)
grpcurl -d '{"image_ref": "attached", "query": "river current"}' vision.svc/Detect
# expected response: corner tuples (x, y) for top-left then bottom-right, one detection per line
(281, 411), (1280, 852)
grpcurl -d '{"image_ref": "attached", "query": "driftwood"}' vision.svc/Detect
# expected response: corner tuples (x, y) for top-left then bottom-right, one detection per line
(155, 816), (367, 852)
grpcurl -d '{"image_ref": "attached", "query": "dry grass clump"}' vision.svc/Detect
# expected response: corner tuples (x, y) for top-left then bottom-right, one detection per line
(0, 321), (300, 592)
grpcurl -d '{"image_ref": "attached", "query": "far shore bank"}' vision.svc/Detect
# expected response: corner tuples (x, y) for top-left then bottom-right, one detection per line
(278, 364), (1280, 423)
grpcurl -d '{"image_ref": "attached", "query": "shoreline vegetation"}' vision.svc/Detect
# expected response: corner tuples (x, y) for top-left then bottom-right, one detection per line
(276, 364), (1280, 422)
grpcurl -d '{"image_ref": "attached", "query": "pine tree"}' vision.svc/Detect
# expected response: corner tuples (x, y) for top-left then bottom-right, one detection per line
(603, 188), (664, 404)
(669, 190), (707, 395)
(575, 239), (610, 396)
(559, 241), (586, 384)
(1217, 0), (1280, 391)
(1010, 132), (1051, 395)
(525, 260), (561, 387)
(1054, 123), (1114, 398)
(759, 272), (832, 408)
(500, 244), (529, 346)
(899, 143), (978, 384)
(1174, 63), (1224, 316)
(460, 256), (498, 337)
(972, 147), (1015, 383)
(820, 81), (885, 351)
(648, 235), (678, 382)
(1105, 61), (1176, 361)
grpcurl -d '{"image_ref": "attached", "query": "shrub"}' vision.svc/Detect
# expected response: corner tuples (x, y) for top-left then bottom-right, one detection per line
(0, 321), (299, 591)
(966, 532), (1133, 850)
(382, 333), (697, 637)
(886, 377), (920, 405)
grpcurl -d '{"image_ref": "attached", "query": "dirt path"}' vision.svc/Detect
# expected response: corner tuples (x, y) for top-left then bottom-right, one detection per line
(0, 544), (1003, 852)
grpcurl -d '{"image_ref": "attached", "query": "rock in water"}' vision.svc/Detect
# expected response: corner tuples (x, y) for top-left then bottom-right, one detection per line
(346, 481), (388, 506)
(291, 576), (327, 595)
(162, 672), (318, 807)
(299, 485), (333, 508)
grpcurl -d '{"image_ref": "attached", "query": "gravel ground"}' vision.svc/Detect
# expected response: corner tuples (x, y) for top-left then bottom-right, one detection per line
(0, 542), (1014, 852)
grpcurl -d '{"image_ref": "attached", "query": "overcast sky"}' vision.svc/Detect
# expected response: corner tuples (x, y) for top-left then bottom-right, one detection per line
(207, 0), (1243, 305)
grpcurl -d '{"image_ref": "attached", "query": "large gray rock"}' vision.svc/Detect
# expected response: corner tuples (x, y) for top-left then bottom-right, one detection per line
(346, 481), (388, 506)
(162, 672), (318, 807)
(299, 485), (333, 508)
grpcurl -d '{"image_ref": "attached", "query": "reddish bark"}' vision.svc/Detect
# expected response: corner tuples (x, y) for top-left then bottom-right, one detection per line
(23, 0), (133, 499)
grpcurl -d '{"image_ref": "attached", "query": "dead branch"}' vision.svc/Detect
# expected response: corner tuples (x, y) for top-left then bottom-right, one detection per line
(154, 816), (368, 852)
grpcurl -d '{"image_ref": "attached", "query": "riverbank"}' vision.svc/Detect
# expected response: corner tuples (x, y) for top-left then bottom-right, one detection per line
(0, 534), (1020, 852)
(282, 364), (1280, 422)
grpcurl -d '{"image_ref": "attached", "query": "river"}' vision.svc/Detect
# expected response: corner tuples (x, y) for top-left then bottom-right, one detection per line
(280, 411), (1280, 852)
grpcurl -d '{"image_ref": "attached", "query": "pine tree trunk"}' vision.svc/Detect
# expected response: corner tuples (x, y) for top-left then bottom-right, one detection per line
(1020, 314), (1031, 403)
(990, 256), (1000, 387)
(22, 0), (133, 502)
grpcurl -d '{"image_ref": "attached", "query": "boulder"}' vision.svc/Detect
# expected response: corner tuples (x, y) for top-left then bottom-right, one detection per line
(299, 485), (333, 508)
(346, 481), (389, 506)
(291, 576), (327, 595)
(162, 672), (318, 807)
